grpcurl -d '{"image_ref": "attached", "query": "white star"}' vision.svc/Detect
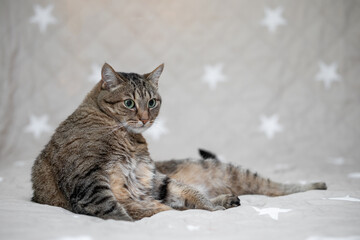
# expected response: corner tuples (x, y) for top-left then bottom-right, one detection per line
(253, 207), (292, 220)
(0, 177), (3, 182)
(299, 180), (307, 185)
(14, 161), (26, 167)
(273, 163), (293, 173)
(261, 6), (287, 33)
(144, 118), (168, 141)
(217, 154), (227, 162)
(187, 225), (200, 231)
(202, 64), (226, 90)
(24, 115), (52, 139)
(315, 61), (341, 89)
(58, 236), (92, 240)
(306, 236), (360, 240)
(329, 157), (345, 166)
(327, 195), (360, 202)
(348, 173), (360, 179)
(259, 114), (283, 139)
(88, 63), (102, 83)
(29, 4), (57, 33)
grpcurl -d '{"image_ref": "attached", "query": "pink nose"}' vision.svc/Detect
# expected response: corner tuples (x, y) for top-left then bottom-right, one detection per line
(141, 119), (149, 125)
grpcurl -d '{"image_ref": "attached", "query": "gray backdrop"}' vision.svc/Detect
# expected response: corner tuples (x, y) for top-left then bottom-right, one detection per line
(1, 0), (359, 179)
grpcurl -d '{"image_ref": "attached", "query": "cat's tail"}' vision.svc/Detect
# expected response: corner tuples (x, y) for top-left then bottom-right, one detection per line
(228, 166), (327, 197)
(198, 149), (327, 197)
(155, 149), (327, 198)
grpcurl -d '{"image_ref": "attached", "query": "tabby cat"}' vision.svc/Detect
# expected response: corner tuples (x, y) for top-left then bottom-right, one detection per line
(31, 63), (327, 221)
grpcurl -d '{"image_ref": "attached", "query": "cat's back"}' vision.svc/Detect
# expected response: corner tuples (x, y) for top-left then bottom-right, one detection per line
(31, 104), (115, 209)
(37, 104), (110, 164)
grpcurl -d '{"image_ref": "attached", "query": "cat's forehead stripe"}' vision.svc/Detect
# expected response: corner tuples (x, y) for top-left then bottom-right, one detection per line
(134, 88), (143, 100)
(117, 72), (156, 100)
(145, 90), (151, 99)
(121, 73), (145, 88)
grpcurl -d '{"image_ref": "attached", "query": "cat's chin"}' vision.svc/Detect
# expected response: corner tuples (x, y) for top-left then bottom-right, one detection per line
(125, 126), (149, 134)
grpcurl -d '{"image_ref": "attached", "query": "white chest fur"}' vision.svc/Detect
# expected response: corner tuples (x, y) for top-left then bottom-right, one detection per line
(120, 159), (155, 199)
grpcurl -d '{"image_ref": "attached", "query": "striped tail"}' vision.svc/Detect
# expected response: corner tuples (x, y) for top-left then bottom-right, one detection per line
(199, 149), (327, 197)
(234, 171), (327, 196)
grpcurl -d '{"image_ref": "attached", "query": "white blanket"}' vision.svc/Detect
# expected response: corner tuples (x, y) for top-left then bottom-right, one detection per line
(0, 160), (359, 240)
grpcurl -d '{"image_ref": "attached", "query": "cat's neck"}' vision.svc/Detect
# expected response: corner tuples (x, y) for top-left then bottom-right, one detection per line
(79, 81), (150, 154)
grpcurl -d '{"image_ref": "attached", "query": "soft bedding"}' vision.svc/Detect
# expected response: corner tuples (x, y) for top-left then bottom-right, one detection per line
(0, 159), (359, 240)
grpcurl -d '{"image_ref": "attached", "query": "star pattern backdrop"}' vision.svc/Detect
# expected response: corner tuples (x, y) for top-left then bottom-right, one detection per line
(0, 1), (360, 240)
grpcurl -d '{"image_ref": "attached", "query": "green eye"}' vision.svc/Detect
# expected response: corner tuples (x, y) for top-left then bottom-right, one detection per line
(148, 99), (157, 108)
(124, 99), (135, 109)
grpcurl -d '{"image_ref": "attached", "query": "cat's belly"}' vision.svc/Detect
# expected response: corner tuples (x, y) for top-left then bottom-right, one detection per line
(108, 160), (155, 201)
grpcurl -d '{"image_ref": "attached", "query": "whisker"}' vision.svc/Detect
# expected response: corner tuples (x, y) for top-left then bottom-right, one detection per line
(109, 124), (124, 134)
(150, 119), (161, 126)
(95, 122), (126, 140)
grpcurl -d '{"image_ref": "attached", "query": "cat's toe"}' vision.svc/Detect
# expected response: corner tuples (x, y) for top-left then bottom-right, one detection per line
(230, 197), (241, 207)
(223, 195), (241, 209)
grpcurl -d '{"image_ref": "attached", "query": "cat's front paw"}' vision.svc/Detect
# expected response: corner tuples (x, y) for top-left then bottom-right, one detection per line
(224, 194), (241, 209)
(212, 194), (241, 209)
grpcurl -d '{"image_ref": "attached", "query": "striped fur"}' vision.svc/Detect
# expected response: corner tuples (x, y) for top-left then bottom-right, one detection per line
(32, 63), (167, 221)
(156, 149), (327, 199)
(31, 63), (326, 221)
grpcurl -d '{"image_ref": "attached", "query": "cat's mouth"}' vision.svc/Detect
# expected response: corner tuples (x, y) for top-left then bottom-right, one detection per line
(123, 121), (151, 134)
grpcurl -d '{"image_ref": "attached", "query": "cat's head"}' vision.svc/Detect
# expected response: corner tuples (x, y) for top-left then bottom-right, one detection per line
(97, 63), (164, 134)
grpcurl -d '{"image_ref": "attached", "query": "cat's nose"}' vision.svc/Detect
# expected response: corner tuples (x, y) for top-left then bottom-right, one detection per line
(140, 119), (149, 125)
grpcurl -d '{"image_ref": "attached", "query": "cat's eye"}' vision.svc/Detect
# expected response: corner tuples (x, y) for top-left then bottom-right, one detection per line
(148, 99), (157, 108)
(124, 99), (135, 109)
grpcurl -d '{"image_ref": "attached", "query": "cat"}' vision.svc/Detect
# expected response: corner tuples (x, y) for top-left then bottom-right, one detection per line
(31, 63), (327, 221)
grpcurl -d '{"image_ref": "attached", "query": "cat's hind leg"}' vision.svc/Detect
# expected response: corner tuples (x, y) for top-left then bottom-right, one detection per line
(123, 200), (173, 220)
(164, 179), (224, 211)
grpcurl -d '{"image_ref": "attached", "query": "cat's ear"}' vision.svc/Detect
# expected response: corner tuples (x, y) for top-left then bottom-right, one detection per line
(144, 63), (164, 88)
(101, 63), (121, 90)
